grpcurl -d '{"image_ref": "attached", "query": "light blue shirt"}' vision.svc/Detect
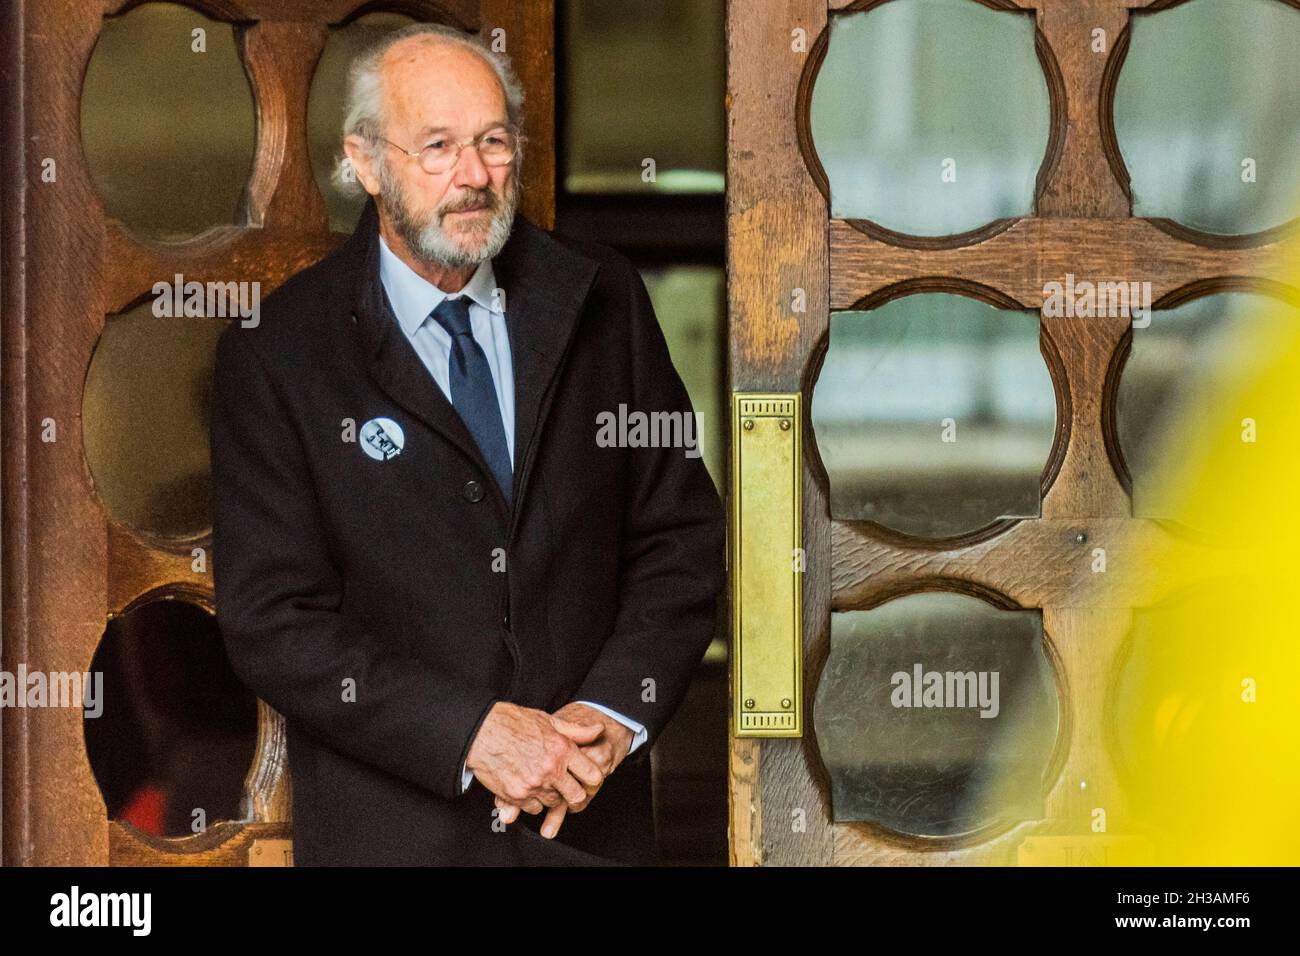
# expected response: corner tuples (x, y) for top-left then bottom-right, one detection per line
(377, 235), (648, 795)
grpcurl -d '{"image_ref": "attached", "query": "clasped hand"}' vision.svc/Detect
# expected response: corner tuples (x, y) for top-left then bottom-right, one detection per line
(465, 700), (634, 839)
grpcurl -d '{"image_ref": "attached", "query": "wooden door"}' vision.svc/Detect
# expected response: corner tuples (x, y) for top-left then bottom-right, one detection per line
(726, 0), (1300, 865)
(2, 0), (554, 866)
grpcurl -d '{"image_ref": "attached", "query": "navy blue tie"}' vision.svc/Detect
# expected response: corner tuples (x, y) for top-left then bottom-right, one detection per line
(429, 296), (513, 503)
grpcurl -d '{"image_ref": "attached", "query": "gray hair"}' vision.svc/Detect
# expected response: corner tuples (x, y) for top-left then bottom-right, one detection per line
(331, 22), (526, 197)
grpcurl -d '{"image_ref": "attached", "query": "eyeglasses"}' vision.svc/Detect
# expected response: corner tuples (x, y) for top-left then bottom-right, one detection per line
(380, 126), (522, 175)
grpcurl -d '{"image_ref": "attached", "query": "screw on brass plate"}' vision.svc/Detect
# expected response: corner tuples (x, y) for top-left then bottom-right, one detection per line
(781, 698), (791, 709)
(742, 419), (754, 430)
(779, 419), (790, 431)
(744, 698), (755, 709)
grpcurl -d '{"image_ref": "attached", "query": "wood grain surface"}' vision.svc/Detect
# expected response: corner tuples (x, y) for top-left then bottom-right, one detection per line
(3, 0), (555, 866)
(728, 0), (1284, 865)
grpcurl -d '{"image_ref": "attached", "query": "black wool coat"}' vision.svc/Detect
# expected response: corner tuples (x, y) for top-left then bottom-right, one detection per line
(210, 198), (726, 865)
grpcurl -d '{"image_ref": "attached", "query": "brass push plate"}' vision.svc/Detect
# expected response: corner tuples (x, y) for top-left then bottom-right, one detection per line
(731, 393), (802, 737)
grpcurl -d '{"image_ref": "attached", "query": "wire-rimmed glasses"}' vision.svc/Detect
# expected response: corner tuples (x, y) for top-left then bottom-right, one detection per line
(380, 126), (522, 175)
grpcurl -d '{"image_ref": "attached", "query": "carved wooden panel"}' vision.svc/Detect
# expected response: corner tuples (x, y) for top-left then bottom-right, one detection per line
(728, 0), (1296, 865)
(2, 0), (555, 866)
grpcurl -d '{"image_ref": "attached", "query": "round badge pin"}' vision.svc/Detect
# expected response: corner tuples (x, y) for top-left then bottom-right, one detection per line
(360, 417), (405, 461)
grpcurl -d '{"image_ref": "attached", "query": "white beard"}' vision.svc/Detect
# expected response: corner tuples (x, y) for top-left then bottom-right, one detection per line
(378, 161), (520, 269)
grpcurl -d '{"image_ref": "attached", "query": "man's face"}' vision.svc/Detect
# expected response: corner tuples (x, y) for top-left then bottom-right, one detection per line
(361, 39), (520, 269)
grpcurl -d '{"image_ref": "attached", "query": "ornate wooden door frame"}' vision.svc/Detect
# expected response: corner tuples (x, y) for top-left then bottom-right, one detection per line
(2, 0), (554, 866)
(726, 0), (1300, 866)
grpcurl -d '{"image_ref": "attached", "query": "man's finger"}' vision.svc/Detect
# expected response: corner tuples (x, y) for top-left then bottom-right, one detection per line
(578, 741), (615, 775)
(534, 786), (565, 809)
(551, 718), (603, 744)
(565, 745), (606, 789)
(541, 802), (567, 839)
(553, 771), (588, 808)
(500, 794), (545, 816)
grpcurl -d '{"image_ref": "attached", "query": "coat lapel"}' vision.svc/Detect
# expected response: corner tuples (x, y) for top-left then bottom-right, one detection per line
(345, 197), (601, 519)
(491, 212), (601, 512)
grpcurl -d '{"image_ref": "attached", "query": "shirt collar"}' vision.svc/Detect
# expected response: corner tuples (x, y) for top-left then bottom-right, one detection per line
(377, 232), (500, 337)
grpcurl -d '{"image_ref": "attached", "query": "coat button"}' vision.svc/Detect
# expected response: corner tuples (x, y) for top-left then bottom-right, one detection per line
(463, 480), (484, 502)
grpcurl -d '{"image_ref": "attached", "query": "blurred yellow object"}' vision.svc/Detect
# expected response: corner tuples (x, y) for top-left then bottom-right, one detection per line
(1107, 237), (1300, 865)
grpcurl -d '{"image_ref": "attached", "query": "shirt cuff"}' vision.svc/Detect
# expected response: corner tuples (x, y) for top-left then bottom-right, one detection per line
(460, 761), (474, 794)
(575, 700), (648, 757)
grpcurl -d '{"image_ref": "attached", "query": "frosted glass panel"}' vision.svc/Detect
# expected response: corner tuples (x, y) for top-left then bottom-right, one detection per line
(81, 2), (256, 241)
(84, 305), (230, 540)
(307, 12), (418, 234)
(810, 0), (1050, 235)
(86, 599), (257, 837)
(1112, 589), (1272, 835)
(812, 294), (1056, 537)
(816, 593), (1058, 837)
(1115, 0), (1300, 234)
(1117, 293), (1298, 537)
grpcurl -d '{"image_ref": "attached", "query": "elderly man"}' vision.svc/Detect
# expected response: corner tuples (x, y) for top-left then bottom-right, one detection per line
(209, 22), (725, 865)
